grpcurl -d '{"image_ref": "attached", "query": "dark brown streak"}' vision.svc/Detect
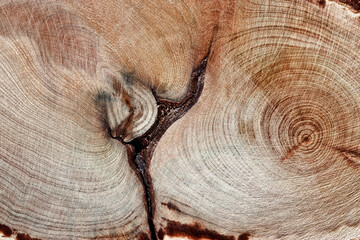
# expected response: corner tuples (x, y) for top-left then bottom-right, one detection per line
(0, 224), (41, 240)
(318, 0), (326, 7)
(0, 223), (12, 237)
(336, 0), (360, 12)
(309, 0), (360, 11)
(110, 54), (209, 240)
(161, 221), (237, 240)
(16, 233), (41, 240)
(238, 233), (251, 240)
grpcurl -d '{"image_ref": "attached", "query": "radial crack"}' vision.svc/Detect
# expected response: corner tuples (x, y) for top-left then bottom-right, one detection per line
(110, 54), (209, 240)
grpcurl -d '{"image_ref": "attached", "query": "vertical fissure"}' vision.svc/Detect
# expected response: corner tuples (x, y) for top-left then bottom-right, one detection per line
(111, 54), (209, 240)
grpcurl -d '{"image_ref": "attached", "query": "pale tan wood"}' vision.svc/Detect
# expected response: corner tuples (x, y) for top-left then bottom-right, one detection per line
(151, 0), (360, 239)
(1, 0), (360, 240)
(0, 1), (153, 239)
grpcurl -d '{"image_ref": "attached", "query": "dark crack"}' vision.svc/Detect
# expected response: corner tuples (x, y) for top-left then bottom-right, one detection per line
(110, 55), (209, 240)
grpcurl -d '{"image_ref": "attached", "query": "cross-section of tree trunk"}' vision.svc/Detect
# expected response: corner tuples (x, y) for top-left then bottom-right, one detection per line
(1, 0), (360, 240)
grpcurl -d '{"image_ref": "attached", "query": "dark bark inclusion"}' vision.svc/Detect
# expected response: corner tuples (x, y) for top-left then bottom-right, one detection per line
(0, 46), (251, 240)
(110, 56), (209, 240)
(0, 52), (223, 240)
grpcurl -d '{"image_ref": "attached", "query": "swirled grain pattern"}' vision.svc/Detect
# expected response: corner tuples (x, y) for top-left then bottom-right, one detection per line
(151, 0), (360, 239)
(0, 1), (160, 239)
(2, 0), (360, 240)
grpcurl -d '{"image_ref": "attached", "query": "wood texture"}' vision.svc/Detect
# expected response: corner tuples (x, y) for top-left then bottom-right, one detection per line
(151, 1), (360, 239)
(1, 0), (360, 240)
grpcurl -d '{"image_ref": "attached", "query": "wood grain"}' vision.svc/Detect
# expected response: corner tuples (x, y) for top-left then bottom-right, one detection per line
(1, 0), (360, 240)
(150, 0), (360, 239)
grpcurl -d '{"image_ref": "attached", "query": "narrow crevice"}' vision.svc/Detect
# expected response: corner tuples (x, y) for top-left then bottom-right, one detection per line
(136, 155), (157, 240)
(110, 54), (209, 240)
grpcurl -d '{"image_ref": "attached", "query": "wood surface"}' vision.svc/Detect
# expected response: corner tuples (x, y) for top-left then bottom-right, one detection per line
(1, 0), (360, 239)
